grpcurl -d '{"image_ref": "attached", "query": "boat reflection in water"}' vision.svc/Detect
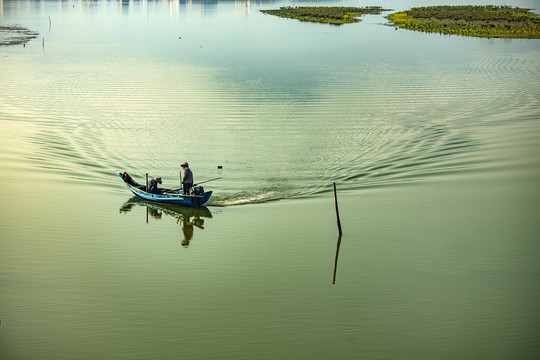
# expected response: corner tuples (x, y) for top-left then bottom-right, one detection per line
(119, 196), (213, 247)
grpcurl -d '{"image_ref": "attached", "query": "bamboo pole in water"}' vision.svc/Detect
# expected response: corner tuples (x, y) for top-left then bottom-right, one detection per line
(333, 182), (343, 235)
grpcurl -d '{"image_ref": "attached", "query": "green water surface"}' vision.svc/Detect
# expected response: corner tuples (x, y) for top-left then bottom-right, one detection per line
(1, 1), (539, 359)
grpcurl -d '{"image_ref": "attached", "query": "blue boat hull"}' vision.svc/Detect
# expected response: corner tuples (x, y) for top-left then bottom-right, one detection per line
(119, 172), (212, 207)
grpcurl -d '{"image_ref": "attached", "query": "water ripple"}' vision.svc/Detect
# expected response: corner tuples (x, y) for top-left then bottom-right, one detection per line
(1, 43), (539, 205)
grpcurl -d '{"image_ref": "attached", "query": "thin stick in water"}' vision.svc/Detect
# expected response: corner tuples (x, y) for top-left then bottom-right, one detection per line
(333, 182), (343, 235)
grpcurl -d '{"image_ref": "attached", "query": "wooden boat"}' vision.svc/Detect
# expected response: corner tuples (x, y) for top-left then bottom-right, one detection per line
(119, 172), (212, 207)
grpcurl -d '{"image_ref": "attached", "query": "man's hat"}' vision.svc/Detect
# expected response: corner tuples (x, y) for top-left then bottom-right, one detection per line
(181, 162), (189, 167)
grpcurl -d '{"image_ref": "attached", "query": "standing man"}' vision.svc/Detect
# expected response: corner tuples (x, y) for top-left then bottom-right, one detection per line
(181, 162), (193, 195)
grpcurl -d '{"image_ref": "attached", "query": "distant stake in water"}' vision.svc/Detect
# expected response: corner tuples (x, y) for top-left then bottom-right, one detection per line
(333, 182), (343, 235)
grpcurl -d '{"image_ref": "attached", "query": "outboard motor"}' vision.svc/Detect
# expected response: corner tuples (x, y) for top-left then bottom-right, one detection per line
(192, 186), (204, 195)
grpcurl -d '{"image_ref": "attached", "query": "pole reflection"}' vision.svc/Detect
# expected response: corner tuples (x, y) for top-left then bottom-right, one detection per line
(332, 234), (342, 284)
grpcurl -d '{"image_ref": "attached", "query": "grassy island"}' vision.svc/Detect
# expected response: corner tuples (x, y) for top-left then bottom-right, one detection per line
(260, 6), (392, 25)
(0, 24), (39, 46)
(388, 5), (540, 38)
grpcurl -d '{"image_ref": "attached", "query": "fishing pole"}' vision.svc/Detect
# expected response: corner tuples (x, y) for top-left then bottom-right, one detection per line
(171, 177), (222, 191)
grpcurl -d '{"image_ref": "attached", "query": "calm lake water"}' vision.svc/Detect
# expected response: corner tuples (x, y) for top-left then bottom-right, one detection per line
(1, 0), (540, 359)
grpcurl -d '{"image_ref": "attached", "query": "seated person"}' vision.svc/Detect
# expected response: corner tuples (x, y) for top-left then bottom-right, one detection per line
(147, 177), (162, 194)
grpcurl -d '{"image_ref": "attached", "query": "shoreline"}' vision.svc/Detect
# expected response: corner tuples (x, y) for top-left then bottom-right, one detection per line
(260, 5), (540, 38)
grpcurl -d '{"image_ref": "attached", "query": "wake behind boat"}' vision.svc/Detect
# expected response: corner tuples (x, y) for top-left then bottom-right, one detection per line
(119, 172), (213, 207)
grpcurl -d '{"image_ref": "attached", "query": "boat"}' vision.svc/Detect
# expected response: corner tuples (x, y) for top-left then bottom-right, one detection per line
(119, 172), (213, 207)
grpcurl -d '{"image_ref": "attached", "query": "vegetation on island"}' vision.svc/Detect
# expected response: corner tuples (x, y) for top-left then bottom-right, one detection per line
(0, 24), (39, 46)
(387, 5), (540, 39)
(260, 6), (392, 25)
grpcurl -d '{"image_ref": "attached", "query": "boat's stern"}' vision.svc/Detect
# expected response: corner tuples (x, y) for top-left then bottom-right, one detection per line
(201, 191), (213, 206)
